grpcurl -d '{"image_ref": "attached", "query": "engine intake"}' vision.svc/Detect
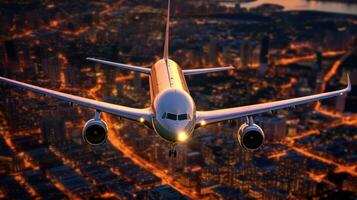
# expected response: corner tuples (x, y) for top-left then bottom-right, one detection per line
(82, 119), (108, 145)
(237, 122), (265, 151)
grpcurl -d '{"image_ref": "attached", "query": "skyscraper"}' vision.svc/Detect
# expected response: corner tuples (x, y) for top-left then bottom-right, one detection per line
(240, 40), (251, 68)
(43, 56), (61, 85)
(259, 35), (269, 65)
(134, 72), (142, 92)
(336, 90), (347, 112)
(65, 65), (80, 87)
(260, 116), (287, 142)
(40, 113), (65, 145)
(4, 40), (20, 72)
(209, 37), (218, 65)
(259, 35), (270, 74)
(315, 49), (322, 69)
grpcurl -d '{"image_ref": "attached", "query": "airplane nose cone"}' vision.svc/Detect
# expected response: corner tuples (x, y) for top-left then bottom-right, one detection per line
(170, 124), (188, 141)
(171, 123), (193, 143)
(152, 88), (196, 143)
(153, 118), (194, 143)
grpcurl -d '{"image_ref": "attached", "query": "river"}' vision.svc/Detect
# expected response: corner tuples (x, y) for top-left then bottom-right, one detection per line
(230, 0), (357, 15)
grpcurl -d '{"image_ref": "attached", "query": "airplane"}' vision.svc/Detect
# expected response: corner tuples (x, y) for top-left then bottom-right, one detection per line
(0, 0), (352, 157)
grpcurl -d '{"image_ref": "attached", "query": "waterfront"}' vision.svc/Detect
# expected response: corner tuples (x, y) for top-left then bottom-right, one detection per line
(240, 0), (357, 15)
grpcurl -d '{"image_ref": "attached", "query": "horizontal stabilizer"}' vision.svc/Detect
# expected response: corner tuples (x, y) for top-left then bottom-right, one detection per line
(183, 66), (234, 75)
(87, 58), (151, 74)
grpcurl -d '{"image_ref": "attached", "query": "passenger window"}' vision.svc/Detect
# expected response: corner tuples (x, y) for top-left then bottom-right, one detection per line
(166, 113), (177, 120)
(178, 114), (188, 120)
(162, 113), (167, 119)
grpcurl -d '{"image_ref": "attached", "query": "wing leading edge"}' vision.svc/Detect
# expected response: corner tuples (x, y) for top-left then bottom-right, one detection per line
(196, 74), (351, 127)
(0, 77), (152, 124)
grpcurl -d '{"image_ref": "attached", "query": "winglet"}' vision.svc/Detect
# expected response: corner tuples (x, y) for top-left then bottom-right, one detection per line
(163, 0), (171, 61)
(346, 73), (352, 92)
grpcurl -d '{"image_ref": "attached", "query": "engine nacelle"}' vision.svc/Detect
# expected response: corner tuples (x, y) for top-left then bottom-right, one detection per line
(237, 122), (265, 151)
(82, 119), (108, 145)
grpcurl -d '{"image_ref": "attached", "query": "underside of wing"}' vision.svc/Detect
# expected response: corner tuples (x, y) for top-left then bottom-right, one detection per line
(196, 74), (351, 127)
(0, 77), (153, 124)
(183, 66), (234, 75)
(87, 57), (151, 74)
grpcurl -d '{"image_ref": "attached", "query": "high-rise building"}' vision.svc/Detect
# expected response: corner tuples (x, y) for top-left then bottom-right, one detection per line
(335, 93), (347, 112)
(104, 68), (116, 86)
(0, 45), (6, 71)
(212, 186), (247, 200)
(259, 35), (270, 74)
(134, 72), (142, 92)
(315, 49), (322, 69)
(146, 185), (189, 200)
(4, 40), (20, 72)
(65, 65), (80, 87)
(10, 156), (24, 173)
(260, 35), (270, 65)
(240, 39), (261, 69)
(33, 44), (49, 75)
(117, 83), (124, 96)
(260, 116), (287, 142)
(43, 56), (61, 85)
(279, 152), (307, 179)
(286, 119), (299, 137)
(251, 45), (261, 68)
(262, 188), (288, 200)
(0, 137), (13, 175)
(209, 37), (218, 65)
(240, 40), (251, 68)
(40, 114), (65, 145)
(298, 178), (317, 197)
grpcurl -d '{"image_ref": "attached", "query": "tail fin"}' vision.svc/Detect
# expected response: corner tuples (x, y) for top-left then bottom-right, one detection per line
(163, 0), (171, 61)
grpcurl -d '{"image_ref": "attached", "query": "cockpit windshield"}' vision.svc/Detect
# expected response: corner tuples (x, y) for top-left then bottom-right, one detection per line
(166, 113), (177, 120)
(178, 114), (188, 120)
(162, 113), (190, 121)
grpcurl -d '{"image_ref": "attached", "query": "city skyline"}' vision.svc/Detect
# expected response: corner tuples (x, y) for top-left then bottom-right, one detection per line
(0, 0), (356, 199)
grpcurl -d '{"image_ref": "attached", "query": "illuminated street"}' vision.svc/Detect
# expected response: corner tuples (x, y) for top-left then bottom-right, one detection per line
(0, 0), (356, 199)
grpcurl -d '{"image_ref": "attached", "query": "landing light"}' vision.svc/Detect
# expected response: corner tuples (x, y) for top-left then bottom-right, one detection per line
(200, 120), (207, 126)
(139, 117), (145, 123)
(177, 131), (188, 142)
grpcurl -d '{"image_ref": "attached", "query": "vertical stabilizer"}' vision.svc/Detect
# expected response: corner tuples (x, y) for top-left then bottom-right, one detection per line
(163, 0), (171, 61)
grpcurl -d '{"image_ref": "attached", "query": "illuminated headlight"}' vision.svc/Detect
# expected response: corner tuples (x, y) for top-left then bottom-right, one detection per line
(177, 131), (188, 142)
(200, 120), (207, 126)
(139, 117), (145, 123)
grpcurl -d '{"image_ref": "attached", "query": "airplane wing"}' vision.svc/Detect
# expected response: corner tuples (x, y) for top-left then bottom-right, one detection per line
(196, 74), (351, 127)
(87, 58), (151, 74)
(183, 66), (234, 75)
(0, 77), (153, 124)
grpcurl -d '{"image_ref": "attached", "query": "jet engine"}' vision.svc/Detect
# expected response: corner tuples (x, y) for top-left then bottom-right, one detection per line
(82, 118), (108, 145)
(236, 121), (265, 151)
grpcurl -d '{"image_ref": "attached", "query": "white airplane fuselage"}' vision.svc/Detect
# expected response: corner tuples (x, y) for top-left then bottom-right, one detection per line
(150, 59), (196, 143)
